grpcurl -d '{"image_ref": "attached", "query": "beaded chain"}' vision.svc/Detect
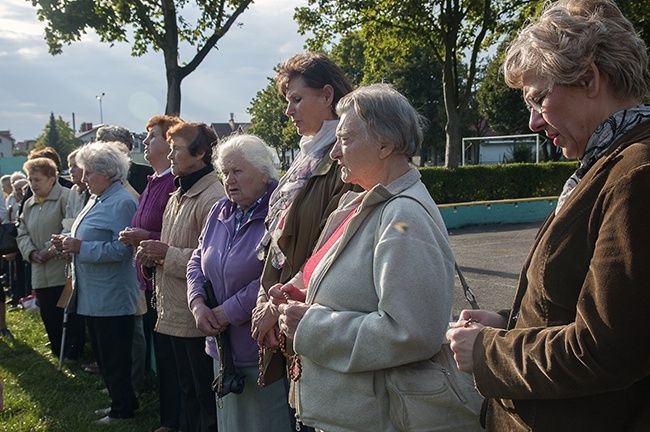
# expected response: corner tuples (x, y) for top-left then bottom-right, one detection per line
(257, 292), (303, 386)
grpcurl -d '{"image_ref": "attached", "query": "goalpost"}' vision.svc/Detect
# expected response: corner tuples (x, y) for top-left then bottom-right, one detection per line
(461, 133), (542, 166)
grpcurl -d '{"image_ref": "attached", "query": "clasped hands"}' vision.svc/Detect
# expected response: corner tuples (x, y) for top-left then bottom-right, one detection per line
(134, 240), (168, 267)
(445, 309), (507, 373)
(251, 280), (309, 347)
(50, 234), (82, 259)
(191, 299), (230, 337)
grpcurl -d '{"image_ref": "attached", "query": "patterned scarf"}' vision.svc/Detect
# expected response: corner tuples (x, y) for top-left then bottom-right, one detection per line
(556, 104), (650, 213)
(256, 120), (339, 269)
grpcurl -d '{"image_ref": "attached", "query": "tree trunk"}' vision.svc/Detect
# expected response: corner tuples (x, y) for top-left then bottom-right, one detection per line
(445, 109), (462, 168)
(442, 59), (462, 169)
(165, 64), (182, 116)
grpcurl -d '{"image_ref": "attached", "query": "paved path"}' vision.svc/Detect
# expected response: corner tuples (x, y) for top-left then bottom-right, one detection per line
(447, 221), (543, 317)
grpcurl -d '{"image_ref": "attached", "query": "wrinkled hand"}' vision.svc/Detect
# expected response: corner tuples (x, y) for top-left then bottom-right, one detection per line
(30, 247), (57, 264)
(51, 234), (65, 251)
(446, 317), (485, 374)
(192, 301), (225, 336)
(452, 309), (508, 330)
(269, 282), (307, 307)
(61, 236), (82, 255)
(251, 300), (280, 347)
(136, 240), (168, 267)
(119, 227), (150, 248)
(277, 301), (310, 341)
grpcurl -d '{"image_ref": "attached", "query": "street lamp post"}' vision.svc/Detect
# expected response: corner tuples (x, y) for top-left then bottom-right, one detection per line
(96, 92), (105, 125)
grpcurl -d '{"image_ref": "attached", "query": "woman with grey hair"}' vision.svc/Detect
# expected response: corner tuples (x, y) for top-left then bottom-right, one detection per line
(272, 84), (456, 431)
(187, 134), (292, 431)
(56, 141), (140, 425)
(446, 0), (650, 430)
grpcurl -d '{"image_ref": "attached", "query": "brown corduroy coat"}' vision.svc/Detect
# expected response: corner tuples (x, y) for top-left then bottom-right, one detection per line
(474, 121), (650, 431)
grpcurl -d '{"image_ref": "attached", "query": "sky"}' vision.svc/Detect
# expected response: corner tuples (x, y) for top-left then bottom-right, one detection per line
(0, 0), (309, 143)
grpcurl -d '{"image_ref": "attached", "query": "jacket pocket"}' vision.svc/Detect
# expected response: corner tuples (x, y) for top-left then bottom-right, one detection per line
(385, 353), (483, 432)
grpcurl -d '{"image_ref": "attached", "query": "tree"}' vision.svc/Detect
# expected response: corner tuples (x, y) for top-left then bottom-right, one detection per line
(35, 113), (80, 169)
(330, 31), (447, 165)
(248, 78), (299, 168)
(31, 0), (254, 115)
(476, 43), (529, 136)
(295, 0), (534, 168)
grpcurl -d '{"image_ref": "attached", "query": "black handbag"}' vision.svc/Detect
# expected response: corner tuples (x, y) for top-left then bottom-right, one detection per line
(0, 222), (19, 256)
(203, 280), (246, 406)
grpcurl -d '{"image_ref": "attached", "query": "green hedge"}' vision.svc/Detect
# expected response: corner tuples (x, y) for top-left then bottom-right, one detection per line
(419, 162), (578, 204)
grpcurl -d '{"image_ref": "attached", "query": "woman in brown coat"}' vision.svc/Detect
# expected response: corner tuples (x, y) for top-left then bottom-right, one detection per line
(447, 1), (650, 430)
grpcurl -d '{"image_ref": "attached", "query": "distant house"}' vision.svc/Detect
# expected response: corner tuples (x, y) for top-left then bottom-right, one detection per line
(76, 122), (104, 144)
(210, 113), (251, 140)
(0, 131), (15, 158)
(15, 140), (35, 152)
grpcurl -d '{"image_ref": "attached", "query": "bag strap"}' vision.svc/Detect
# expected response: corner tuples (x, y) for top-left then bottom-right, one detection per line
(455, 262), (480, 310)
(376, 194), (480, 310)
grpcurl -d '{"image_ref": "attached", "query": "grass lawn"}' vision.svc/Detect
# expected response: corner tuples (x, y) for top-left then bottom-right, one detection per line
(1, 307), (161, 431)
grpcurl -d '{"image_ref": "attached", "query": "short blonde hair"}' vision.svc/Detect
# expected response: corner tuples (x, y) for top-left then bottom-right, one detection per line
(503, 0), (650, 99)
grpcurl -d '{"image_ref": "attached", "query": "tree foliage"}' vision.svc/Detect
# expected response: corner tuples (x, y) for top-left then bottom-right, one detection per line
(247, 78), (299, 167)
(35, 113), (80, 169)
(295, 0), (534, 168)
(31, 0), (254, 115)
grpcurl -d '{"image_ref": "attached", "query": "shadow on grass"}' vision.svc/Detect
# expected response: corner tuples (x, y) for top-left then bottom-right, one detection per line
(0, 312), (160, 432)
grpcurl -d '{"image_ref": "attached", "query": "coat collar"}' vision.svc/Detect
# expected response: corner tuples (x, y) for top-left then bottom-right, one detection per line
(25, 181), (64, 208)
(172, 169), (218, 200)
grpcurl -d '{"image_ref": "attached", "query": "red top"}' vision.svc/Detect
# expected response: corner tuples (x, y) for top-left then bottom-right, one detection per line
(303, 208), (357, 288)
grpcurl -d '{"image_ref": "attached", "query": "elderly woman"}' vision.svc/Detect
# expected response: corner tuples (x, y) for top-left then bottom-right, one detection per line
(273, 84), (455, 431)
(61, 149), (88, 233)
(59, 141), (139, 425)
(187, 134), (292, 431)
(16, 158), (72, 359)
(136, 122), (224, 432)
(251, 54), (358, 404)
(445, 1), (650, 430)
(119, 114), (182, 432)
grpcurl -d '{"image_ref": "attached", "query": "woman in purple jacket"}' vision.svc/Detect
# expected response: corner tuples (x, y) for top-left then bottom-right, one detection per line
(187, 134), (292, 431)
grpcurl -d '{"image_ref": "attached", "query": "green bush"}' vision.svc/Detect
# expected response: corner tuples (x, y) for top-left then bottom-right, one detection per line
(419, 161), (577, 204)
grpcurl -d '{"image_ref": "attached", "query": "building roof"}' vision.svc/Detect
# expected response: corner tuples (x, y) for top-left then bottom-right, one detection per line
(210, 121), (251, 139)
(0, 131), (15, 142)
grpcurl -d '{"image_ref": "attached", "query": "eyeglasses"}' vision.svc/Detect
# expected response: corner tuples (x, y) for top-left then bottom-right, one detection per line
(525, 85), (554, 114)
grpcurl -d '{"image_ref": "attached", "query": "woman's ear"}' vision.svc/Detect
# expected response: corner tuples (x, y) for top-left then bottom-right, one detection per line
(322, 84), (335, 106)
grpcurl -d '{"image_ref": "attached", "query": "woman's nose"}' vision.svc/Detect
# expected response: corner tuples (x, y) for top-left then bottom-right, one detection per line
(330, 139), (342, 160)
(528, 109), (546, 132)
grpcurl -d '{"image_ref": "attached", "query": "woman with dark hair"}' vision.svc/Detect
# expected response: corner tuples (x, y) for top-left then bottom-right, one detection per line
(251, 54), (359, 410)
(136, 122), (224, 432)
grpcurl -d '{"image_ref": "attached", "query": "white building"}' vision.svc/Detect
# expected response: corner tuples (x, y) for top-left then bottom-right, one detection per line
(0, 131), (15, 158)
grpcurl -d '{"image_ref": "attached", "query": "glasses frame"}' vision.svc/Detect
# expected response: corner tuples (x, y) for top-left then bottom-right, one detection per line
(525, 84), (554, 114)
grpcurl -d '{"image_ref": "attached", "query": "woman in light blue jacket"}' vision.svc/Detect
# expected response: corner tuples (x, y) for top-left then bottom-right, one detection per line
(57, 141), (139, 426)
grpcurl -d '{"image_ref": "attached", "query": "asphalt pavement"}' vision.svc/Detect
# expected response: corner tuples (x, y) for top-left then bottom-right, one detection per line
(447, 221), (543, 317)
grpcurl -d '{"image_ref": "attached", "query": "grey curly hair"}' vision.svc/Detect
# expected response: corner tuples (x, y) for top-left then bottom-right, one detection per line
(503, 0), (650, 100)
(75, 141), (131, 183)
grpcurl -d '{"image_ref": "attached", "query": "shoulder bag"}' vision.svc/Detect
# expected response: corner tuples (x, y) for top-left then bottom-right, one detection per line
(0, 222), (18, 256)
(378, 195), (484, 432)
(204, 280), (246, 407)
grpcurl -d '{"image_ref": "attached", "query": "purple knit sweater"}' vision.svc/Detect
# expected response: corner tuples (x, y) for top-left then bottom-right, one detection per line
(131, 170), (176, 290)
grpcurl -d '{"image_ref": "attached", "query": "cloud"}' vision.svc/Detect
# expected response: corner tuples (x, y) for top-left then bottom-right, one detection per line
(0, 0), (308, 142)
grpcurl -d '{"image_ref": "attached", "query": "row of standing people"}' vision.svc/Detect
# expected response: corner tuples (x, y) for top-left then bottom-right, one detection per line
(11, 1), (650, 428)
